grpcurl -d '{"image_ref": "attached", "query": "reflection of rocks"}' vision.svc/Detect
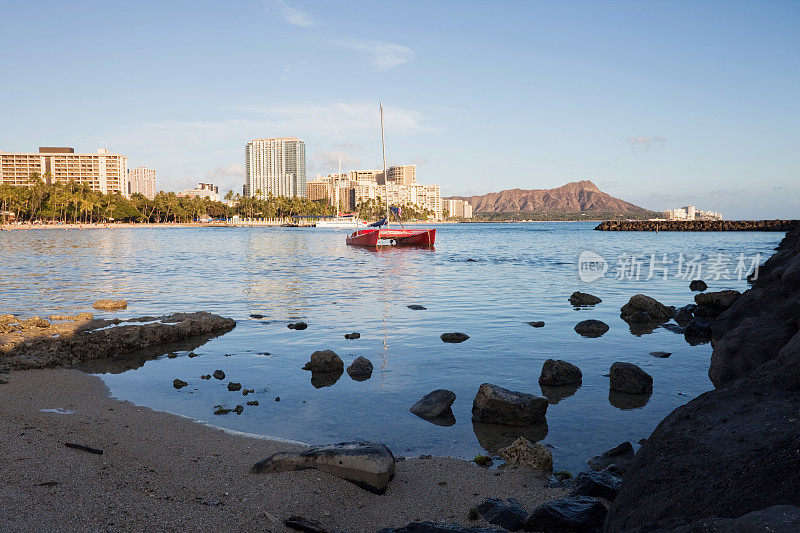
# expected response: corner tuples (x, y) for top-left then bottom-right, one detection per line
(252, 441), (396, 495)
(471, 383), (548, 426)
(574, 319), (609, 338)
(310, 369), (343, 388)
(499, 436), (553, 472)
(540, 383), (580, 404)
(660, 323), (685, 334)
(684, 318), (712, 344)
(569, 291), (602, 306)
(2, 312), (236, 370)
(627, 321), (659, 336)
(472, 420), (548, 455)
(609, 390), (651, 410)
(346, 356), (373, 381)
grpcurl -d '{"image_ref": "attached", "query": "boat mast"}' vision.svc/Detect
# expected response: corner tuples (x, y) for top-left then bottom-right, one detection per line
(380, 102), (389, 228)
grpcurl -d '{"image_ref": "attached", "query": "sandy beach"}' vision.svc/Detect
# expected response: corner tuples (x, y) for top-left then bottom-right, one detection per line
(0, 368), (563, 532)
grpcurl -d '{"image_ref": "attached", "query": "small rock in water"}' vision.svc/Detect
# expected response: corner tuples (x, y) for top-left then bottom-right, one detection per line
(287, 321), (308, 330)
(242, 388), (254, 395)
(344, 332), (361, 340)
(569, 291), (602, 306)
(441, 332), (470, 343)
(407, 304), (427, 310)
(173, 379), (188, 389)
(92, 299), (128, 311)
(689, 279), (708, 292)
(539, 359), (582, 386)
(233, 405), (244, 415)
(620, 294), (673, 323)
(347, 356), (373, 381)
(200, 374), (211, 380)
(649, 351), (672, 358)
(227, 382), (242, 392)
(526, 321), (545, 327)
(167, 352), (178, 359)
(213, 370), (225, 380)
(499, 436), (553, 472)
(247, 400), (259, 406)
(609, 362), (653, 394)
(214, 407), (232, 415)
(574, 319), (609, 337)
(274, 396), (280, 402)
(250, 314), (265, 319)
(410, 389), (456, 420)
(187, 352), (198, 358)
(302, 350), (344, 372)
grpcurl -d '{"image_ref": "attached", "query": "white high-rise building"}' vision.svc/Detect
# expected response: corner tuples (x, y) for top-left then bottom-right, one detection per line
(244, 138), (306, 198)
(127, 167), (156, 199)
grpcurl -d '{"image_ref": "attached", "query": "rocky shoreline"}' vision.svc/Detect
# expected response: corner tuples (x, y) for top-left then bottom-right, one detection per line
(595, 219), (798, 231)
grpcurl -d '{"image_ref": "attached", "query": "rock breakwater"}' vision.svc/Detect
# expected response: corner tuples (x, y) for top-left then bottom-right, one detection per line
(595, 219), (798, 231)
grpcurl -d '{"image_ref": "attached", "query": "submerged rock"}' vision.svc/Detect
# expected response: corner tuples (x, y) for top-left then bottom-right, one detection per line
(287, 321), (308, 330)
(649, 351), (672, 358)
(92, 299), (128, 311)
(344, 332), (361, 340)
(200, 374), (211, 380)
(689, 279), (708, 292)
(498, 436), (553, 472)
(346, 356), (373, 381)
(213, 369), (225, 380)
(407, 304), (427, 310)
(587, 441), (635, 475)
(410, 389), (456, 420)
(477, 497), (528, 531)
(526, 321), (545, 328)
(227, 382), (242, 392)
(303, 350), (344, 373)
(609, 362), (653, 394)
(246, 400), (259, 406)
(574, 319), (609, 338)
(684, 318), (712, 343)
(233, 404), (243, 415)
(538, 359), (582, 386)
(441, 332), (470, 343)
(472, 383), (548, 426)
(252, 441), (396, 494)
(172, 379), (188, 389)
(569, 291), (602, 306)
(523, 496), (607, 533)
(674, 304), (696, 326)
(621, 294), (673, 323)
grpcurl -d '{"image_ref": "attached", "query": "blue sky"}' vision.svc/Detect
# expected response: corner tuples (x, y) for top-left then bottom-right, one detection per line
(1, 0), (798, 218)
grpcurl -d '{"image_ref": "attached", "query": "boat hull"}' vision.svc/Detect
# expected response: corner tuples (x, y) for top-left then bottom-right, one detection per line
(346, 228), (436, 247)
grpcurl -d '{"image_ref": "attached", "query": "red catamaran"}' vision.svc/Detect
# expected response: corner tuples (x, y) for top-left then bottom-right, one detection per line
(346, 103), (436, 247)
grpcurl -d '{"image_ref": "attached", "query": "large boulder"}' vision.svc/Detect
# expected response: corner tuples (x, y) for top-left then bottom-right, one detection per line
(539, 359), (582, 386)
(645, 505), (800, 532)
(410, 389), (456, 420)
(251, 441), (395, 494)
(302, 350), (343, 372)
(574, 320), (609, 338)
(522, 496), (607, 532)
(673, 305), (696, 327)
(477, 497), (528, 531)
(498, 436), (553, 472)
(694, 289), (741, 310)
(472, 383), (548, 426)
(569, 292), (602, 306)
(620, 294), (673, 323)
(609, 362), (653, 394)
(569, 470), (622, 502)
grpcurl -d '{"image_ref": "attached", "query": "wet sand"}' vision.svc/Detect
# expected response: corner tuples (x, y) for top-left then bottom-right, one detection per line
(0, 368), (563, 532)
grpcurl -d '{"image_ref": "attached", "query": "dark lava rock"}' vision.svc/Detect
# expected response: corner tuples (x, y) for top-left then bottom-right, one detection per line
(569, 470), (622, 501)
(246, 400), (259, 406)
(377, 522), (506, 533)
(684, 318), (712, 343)
(674, 304), (696, 326)
(346, 356), (373, 381)
(538, 359), (582, 386)
(213, 407), (232, 415)
(302, 350), (344, 372)
(660, 323), (685, 334)
(587, 442), (635, 475)
(689, 279), (708, 292)
(609, 362), (653, 394)
(569, 291), (602, 306)
(410, 389), (456, 420)
(200, 374), (211, 380)
(523, 496), (607, 533)
(574, 320), (609, 338)
(526, 321), (545, 328)
(441, 332), (470, 343)
(242, 388), (254, 395)
(626, 310), (652, 323)
(407, 304), (427, 310)
(227, 382), (242, 392)
(233, 404), (243, 415)
(695, 289), (742, 310)
(649, 351), (672, 358)
(172, 379), (188, 389)
(472, 383), (548, 426)
(645, 505), (800, 532)
(274, 396), (280, 401)
(187, 351), (198, 358)
(252, 441), (396, 495)
(249, 314), (265, 319)
(287, 321), (308, 330)
(620, 294), (674, 323)
(344, 332), (361, 340)
(477, 497), (527, 531)
(213, 369), (225, 380)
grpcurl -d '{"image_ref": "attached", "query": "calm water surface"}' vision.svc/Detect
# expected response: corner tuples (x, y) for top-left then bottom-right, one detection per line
(0, 223), (781, 470)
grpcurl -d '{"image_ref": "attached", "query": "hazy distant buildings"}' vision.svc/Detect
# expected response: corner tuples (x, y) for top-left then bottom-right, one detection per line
(443, 199), (473, 219)
(386, 165), (416, 186)
(663, 205), (722, 221)
(0, 147), (128, 195)
(127, 167), (156, 199)
(177, 182), (220, 202)
(244, 138), (306, 199)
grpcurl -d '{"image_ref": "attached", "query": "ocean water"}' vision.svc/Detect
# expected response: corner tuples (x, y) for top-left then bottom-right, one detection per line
(0, 223), (782, 471)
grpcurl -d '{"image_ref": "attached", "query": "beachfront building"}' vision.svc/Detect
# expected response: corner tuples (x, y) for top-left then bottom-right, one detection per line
(443, 199), (474, 219)
(307, 173), (356, 211)
(0, 147), (128, 195)
(177, 183), (220, 202)
(244, 138), (306, 199)
(663, 205), (722, 221)
(127, 167), (157, 199)
(386, 164), (416, 186)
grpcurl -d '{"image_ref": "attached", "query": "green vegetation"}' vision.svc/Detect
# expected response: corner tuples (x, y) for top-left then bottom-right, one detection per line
(355, 197), (433, 221)
(472, 454), (493, 466)
(467, 507), (480, 521)
(553, 470), (572, 480)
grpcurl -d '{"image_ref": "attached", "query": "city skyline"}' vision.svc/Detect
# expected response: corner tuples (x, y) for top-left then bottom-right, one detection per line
(1, 1), (798, 218)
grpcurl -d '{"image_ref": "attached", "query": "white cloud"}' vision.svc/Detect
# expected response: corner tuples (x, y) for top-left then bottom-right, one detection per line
(339, 39), (415, 69)
(264, 0), (314, 27)
(311, 150), (362, 176)
(626, 136), (666, 152)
